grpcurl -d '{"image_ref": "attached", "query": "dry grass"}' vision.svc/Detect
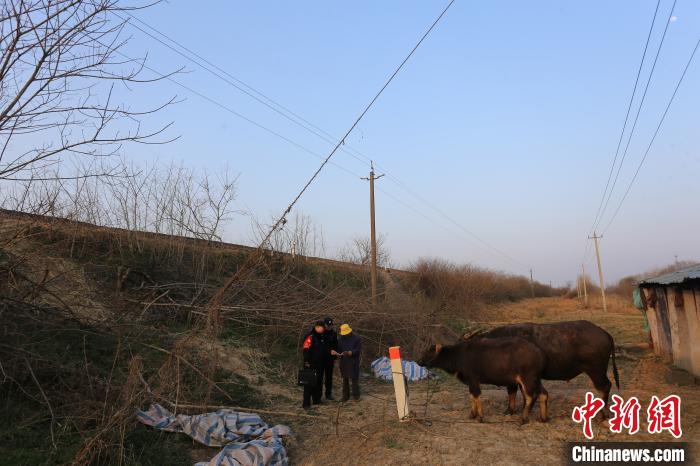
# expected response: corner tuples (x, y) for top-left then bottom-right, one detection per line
(0, 210), (428, 464)
(4, 210), (693, 465)
(408, 258), (561, 318)
(474, 295), (647, 346)
(289, 298), (699, 466)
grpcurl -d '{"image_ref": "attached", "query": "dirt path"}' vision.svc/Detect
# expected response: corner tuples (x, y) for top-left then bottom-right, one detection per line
(285, 298), (699, 465)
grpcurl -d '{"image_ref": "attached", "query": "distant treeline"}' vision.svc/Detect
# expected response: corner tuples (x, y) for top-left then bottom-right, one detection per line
(407, 258), (562, 316)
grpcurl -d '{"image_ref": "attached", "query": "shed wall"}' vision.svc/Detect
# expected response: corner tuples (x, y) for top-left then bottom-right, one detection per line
(667, 287), (691, 372)
(655, 287), (674, 362)
(687, 289), (700, 377)
(643, 287), (661, 358)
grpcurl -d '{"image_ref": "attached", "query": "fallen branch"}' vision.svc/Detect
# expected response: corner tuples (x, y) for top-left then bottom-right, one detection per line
(25, 358), (57, 450)
(139, 342), (235, 403)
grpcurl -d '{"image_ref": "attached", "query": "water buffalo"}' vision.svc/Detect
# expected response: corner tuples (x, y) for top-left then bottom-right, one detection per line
(418, 337), (548, 424)
(463, 320), (619, 415)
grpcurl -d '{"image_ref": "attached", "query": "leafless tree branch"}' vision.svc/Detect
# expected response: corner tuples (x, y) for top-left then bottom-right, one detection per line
(0, 0), (178, 181)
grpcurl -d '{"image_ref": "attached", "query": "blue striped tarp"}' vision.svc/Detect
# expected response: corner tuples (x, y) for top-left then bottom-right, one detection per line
(137, 403), (291, 466)
(370, 356), (432, 381)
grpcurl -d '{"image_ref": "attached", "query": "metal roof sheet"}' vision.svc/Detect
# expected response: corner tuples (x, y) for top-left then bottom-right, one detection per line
(640, 264), (700, 286)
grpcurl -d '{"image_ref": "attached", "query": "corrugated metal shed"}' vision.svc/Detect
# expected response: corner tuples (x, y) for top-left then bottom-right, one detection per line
(638, 264), (700, 378)
(640, 264), (700, 286)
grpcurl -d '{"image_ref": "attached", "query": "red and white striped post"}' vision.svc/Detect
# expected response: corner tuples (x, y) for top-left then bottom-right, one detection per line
(389, 346), (410, 421)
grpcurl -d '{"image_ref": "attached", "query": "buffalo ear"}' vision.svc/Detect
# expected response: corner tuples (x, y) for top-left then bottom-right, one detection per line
(435, 344), (442, 354)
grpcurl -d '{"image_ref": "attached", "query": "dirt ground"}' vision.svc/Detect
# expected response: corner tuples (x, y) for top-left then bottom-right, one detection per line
(283, 297), (699, 465)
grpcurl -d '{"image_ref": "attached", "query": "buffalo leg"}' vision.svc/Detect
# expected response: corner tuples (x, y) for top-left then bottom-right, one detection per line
(586, 369), (612, 419)
(537, 382), (548, 423)
(515, 375), (535, 425)
(469, 394), (478, 419)
(504, 384), (518, 415)
(468, 383), (483, 422)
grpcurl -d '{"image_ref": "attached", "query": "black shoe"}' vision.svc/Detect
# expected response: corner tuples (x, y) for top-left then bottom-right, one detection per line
(326, 395), (334, 401)
(353, 397), (361, 401)
(312, 399), (323, 405)
(302, 404), (311, 410)
(341, 396), (349, 402)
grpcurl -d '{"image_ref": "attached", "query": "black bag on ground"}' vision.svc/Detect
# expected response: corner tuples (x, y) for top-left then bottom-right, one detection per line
(297, 368), (317, 387)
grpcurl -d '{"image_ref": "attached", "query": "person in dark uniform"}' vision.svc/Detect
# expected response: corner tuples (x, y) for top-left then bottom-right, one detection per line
(323, 317), (339, 400)
(338, 323), (361, 401)
(302, 320), (329, 409)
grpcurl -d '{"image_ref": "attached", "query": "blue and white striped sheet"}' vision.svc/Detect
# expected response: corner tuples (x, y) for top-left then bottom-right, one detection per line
(137, 403), (291, 466)
(370, 356), (432, 381)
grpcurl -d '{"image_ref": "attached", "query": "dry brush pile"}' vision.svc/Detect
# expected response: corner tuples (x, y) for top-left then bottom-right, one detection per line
(0, 211), (430, 464)
(407, 258), (561, 321)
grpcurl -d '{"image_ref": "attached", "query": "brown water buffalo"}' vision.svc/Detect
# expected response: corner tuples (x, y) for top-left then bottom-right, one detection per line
(418, 337), (548, 424)
(464, 320), (619, 415)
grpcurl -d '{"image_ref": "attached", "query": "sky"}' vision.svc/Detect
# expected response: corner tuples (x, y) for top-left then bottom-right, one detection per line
(105, 0), (699, 286)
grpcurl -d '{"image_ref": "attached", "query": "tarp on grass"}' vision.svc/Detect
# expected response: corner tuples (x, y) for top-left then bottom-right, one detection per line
(137, 403), (291, 466)
(370, 356), (431, 381)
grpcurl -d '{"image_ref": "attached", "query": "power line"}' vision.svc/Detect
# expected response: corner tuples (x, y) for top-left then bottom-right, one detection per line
(205, 0), (457, 308)
(602, 35), (700, 234)
(335, 142), (526, 267)
(112, 34), (525, 270)
(375, 185), (524, 270)
(383, 175), (526, 269)
(119, 2), (529, 270)
(114, 1), (457, 251)
(588, 0), (661, 234)
(121, 11), (347, 141)
(107, 51), (366, 181)
(115, 11), (370, 168)
(582, 0), (671, 269)
(257, 0), (457, 249)
(593, 0), (677, 233)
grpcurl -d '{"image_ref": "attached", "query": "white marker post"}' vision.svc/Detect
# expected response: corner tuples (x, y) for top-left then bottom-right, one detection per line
(389, 346), (410, 421)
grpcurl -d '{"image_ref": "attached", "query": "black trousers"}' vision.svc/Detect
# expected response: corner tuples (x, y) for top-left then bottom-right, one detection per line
(302, 368), (325, 407)
(342, 378), (360, 400)
(323, 362), (334, 398)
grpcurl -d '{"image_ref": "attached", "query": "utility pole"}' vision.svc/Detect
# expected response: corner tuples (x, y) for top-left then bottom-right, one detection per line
(588, 233), (606, 312)
(529, 269), (535, 298)
(581, 263), (588, 308)
(576, 277), (581, 300)
(362, 162), (384, 306)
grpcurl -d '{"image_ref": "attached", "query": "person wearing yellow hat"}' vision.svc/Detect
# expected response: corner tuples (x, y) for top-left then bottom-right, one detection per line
(337, 323), (361, 401)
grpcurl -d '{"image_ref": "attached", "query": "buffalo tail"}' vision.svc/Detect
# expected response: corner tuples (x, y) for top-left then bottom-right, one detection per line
(611, 342), (620, 389)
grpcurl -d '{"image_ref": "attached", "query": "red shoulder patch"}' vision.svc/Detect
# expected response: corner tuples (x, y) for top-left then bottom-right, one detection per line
(303, 335), (312, 350)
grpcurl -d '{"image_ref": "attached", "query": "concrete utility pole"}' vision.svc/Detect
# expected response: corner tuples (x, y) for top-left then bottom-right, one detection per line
(588, 233), (606, 312)
(581, 263), (588, 307)
(577, 278), (581, 300)
(529, 269), (535, 298)
(363, 162), (384, 306)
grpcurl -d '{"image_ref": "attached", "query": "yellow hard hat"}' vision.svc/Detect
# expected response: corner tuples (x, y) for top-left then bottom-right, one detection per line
(340, 324), (352, 336)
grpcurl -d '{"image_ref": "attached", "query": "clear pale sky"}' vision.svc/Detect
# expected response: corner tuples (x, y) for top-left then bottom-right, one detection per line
(116, 0), (699, 285)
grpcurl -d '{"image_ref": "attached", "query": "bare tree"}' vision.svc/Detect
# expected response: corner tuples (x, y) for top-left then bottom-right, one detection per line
(149, 164), (240, 241)
(2, 159), (241, 241)
(250, 212), (325, 258)
(0, 0), (177, 181)
(290, 213), (326, 257)
(337, 234), (391, 268)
